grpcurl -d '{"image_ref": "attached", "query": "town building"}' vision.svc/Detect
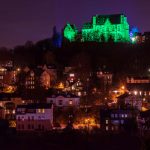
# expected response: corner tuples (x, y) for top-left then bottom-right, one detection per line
(117, 93), (143, 111)
(16, 103), (53, 131)
(142, 32), (150, 43)
(100, 108), (138, 132)
(47, 93), (80, 107)
(126, 77), (150, 107)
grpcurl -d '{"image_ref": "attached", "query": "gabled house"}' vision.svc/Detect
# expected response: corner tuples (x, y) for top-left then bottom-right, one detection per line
(16, 103), (53, 131)
(46, 93), (80, 107)
(117, 93), (143, 111)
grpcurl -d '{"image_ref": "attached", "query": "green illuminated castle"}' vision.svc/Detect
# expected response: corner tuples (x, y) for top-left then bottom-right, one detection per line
(63, 14), (130, 42)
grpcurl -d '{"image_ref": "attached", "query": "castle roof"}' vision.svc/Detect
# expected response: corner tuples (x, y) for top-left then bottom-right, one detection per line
(96, 14), (123, 25)
(82, 22), (93, 29)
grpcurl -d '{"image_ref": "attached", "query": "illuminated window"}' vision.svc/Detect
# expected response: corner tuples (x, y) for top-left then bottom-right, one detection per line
(112, 126), (114, 131)
(42, 109), (45, 113)
(134, 91), (137, 95)
(121, 114), (124, 118)
(125, 114), (128, 118)
(69, 100), (73, 105)
(139, 91), (142, 96)
(106, 120), (109, 124)
(38, 109), (41, 113)
(106, 126), (109, 131)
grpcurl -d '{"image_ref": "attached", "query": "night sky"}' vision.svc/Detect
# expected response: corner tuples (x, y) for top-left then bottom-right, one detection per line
(0, 0), (150, 48)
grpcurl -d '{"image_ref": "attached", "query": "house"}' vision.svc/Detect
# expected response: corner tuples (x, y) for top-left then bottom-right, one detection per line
(40, 70), (51, 89)
(126, 76), (150, 105)
(117, 93), (143, 111)
(100, 108), (138, 132)
(16, 103), (53, 131)
(46, 93), (80, 107)
(97, 71), (113, 88)
(137, 110), (150, 133)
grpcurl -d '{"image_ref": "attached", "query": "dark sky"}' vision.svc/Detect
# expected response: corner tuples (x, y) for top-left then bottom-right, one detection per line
(0, 0), (150, 48)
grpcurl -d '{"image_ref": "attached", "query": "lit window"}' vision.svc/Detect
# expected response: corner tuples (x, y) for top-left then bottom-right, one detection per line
(106, 126), (109, 131)
(69, 100), (73, 105)
(42, 109), (45, 113)
(106, 120), (109, 124)
(70, 74), (75, 77)
(139, 91), (142, 96)
(78, 92), (81, 96)
(38, 109), (41, 113)
(134, 91), (137, 95)
(12, 110), (15, 114)
(125, 114), (128, 118)
(121, 114), (124, 118)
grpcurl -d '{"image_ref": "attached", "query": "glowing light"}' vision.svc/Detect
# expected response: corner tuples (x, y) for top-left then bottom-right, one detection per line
(57, 82), (64, 89)
(131, 37), (136, 43)
(141, 107), (148, 112)
(17, 68), (21, 72)
(121, 86), (125, 90)
(134, 91), (137, 95)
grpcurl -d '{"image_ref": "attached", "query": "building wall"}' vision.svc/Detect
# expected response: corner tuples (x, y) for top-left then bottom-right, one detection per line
(47, 96), (80, 107)
(16, 108), (53, 131)
(82, 15), (130, 42)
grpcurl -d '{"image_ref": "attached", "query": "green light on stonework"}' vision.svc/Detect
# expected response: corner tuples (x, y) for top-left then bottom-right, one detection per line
(64, 14), (130, 43)
(81, 15), (130, 42)
(64, 24), (77, 41)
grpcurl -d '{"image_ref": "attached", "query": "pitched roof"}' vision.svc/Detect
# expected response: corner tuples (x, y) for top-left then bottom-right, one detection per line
(96, 14), (123, 25)
(48, 93), (79, 98)
(17, 103), (52, 109)
(117, 93), (129, 99)
(127, 83), (150, 91)
(82, 22), (93, 29)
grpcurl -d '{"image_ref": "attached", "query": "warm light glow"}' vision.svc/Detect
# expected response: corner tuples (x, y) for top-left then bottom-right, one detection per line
(141, 107), (148, 112)
(134, 91), (137, 95)
(121, 86), (125, 90)
(17, 68), (21, 72)
(57, 82), (64, 89)
(3, 86), (15, 93)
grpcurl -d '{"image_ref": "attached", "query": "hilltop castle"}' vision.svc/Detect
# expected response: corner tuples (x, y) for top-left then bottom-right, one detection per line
(63, 14), (130, 43)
